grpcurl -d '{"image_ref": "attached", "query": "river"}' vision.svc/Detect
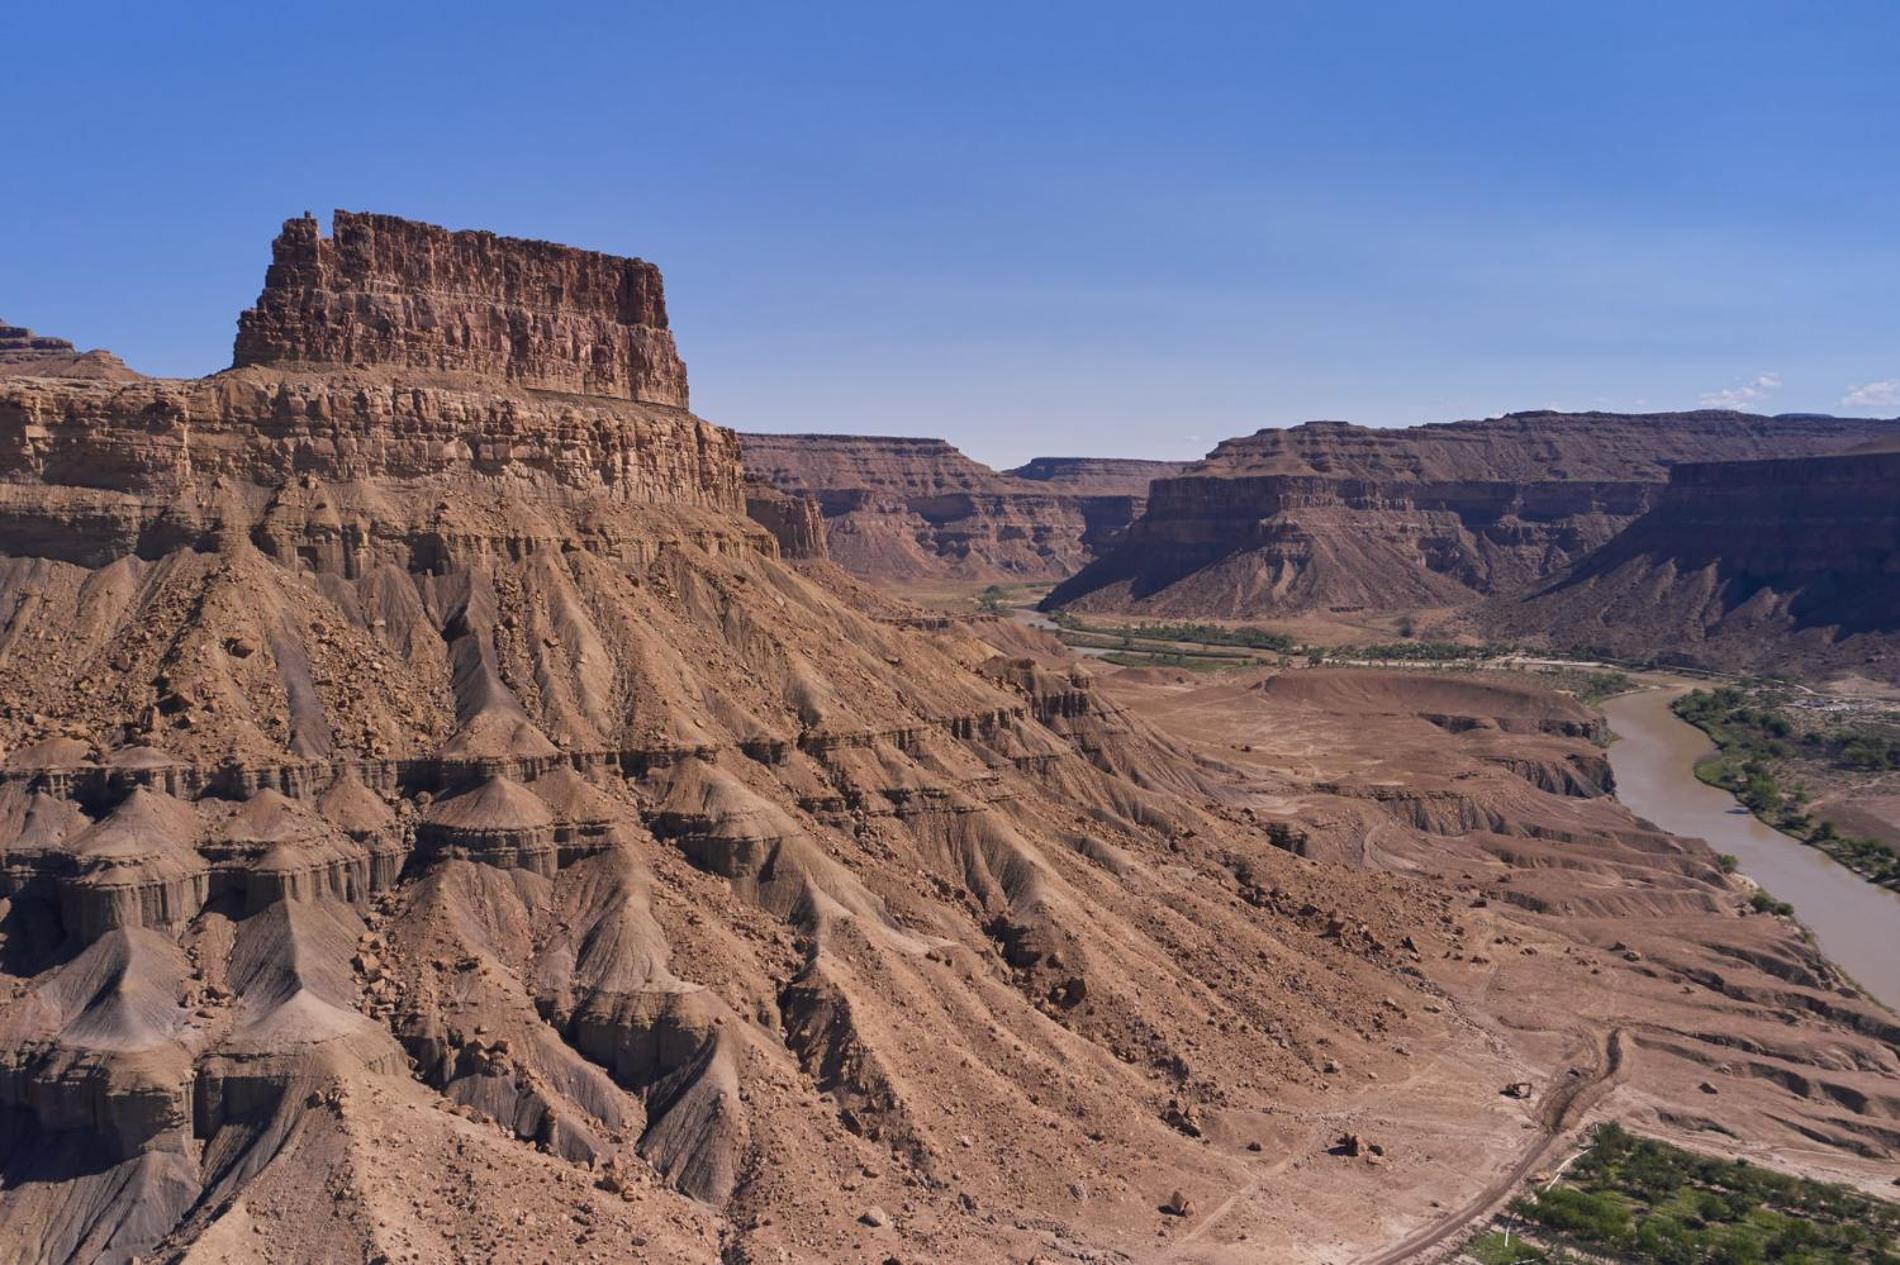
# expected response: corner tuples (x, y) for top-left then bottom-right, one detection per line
(1601, 685), (1900, 1012)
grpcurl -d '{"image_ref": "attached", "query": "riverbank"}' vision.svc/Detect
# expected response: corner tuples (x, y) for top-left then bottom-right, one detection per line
(1600, 684), (1900, 1012)
(1671, 686), (1900, 890)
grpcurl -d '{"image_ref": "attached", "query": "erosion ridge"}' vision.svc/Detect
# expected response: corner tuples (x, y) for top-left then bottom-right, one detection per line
(1484, 447), (1900, 678)
(0, 214), (1894, 1265)
(739, 432), (1184, 583)
(1045, 413), (1900, 618)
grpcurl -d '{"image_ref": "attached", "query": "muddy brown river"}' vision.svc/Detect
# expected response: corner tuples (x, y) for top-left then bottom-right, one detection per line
(1602, 684), (1900, 1012)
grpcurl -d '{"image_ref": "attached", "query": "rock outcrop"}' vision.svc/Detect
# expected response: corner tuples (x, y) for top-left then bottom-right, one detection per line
(739, 433), (1183, 583)
(233, 211), (689, 406)
(1047, 412), (1900, 617)
(3, 214), (1895, 1265)
(1483, 444), (1900, 678)
(0, 321), (139, 382)
(742, 477), (828, 560)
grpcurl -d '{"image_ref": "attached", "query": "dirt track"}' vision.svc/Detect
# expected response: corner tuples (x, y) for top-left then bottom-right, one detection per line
(1351, 1028), (1625, 1265)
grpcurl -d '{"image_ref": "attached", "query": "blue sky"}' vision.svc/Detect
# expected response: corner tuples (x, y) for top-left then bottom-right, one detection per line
(6, 2), (1899, 467)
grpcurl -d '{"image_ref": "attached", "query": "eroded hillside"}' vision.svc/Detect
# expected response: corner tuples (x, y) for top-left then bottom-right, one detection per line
(0, 215), (1893, 1265)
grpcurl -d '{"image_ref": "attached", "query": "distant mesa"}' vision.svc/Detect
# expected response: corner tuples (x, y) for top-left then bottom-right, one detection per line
(0, 320), (141, 382)
(739, 432), (1186, 584)
(1043, 411), (1900, 623)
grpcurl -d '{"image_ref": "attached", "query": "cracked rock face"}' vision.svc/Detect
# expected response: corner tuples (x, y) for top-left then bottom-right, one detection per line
(233, 211), (689, 407)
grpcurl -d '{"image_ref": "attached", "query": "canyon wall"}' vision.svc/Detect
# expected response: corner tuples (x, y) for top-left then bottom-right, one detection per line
(3, 212), (1897, 1265)
(1046, 412), (1900, 617)
(739, 432), (1183, 583)
(1483, 445), (1900, 678)
(233, 211), (689, 406)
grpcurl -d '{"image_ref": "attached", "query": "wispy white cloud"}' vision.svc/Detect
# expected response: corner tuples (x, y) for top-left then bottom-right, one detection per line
(1698, 373), (1781, 410)
(1842, 379), (1900, 409)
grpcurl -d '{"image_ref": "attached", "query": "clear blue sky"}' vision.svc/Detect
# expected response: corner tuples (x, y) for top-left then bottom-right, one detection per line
(7, 2), (1899, 467)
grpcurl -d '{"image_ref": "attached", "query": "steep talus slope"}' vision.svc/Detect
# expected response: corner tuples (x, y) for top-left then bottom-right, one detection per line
(739, 433), (1183, 584)
(1047, 412), (1900, 617)
(0, 214), (1501, 1264)
(1483, 449), (1900, 680)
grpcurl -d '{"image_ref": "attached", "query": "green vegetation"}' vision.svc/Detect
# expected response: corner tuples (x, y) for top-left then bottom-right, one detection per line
(1530, 666), (1635, 706)
(1097, 650), (1234, 672)
(1749, 889), (1796, 917)
(1674, 688), (1900, 890)
(975, 584), (1010, 614)
(1328, 639), (1510, 663)
(1467, 1123), (1900, 1264)
(1466, 1231), (1560, 1264)
(1046, 611), (1294, 652)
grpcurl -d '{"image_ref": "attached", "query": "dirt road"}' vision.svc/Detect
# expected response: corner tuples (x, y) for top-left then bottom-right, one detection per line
(1349, 1027), (1624, 1265)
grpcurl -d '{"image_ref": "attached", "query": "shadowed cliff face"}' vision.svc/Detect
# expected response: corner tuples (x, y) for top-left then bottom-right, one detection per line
(739, 433), (1184, 583)
(233, 211), (690, 407)
(1484, 449), (1900, 678)
(1046, 413), (1900, 618)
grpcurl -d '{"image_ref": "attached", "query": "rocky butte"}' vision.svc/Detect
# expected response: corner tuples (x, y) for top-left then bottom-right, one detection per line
(233, 210), (689, 405)
(0, 214), (1895, 1265)
(739, 431), (1183, 584)
(1045, 412), (1900, 619)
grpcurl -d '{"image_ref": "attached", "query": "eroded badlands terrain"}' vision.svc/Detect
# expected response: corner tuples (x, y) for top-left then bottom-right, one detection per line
(0, 213), (1893, 1265)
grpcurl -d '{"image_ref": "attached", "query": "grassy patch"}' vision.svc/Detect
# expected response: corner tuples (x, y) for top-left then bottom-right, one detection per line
(1046, 611), (1295, 653)
(1495, 1122), (1900, 1264)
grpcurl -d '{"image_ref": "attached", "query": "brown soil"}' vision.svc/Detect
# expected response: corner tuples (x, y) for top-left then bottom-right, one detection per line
(0, 214), (1893, 1265)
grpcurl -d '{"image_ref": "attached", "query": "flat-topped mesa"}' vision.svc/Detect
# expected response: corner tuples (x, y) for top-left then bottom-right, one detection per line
(1189, 411), (1898, 481)
(1004, 456), (1186, 497)
(0, 319), (140, 381)
(1482, 447), (1900, 677)
(233, 211), (689, 406)
(1044, 410), (1900, 617)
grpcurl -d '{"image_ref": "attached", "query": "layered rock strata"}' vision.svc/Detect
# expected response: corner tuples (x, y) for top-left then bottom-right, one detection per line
(1047, 412), (1900, 617)
(739, 432), (1183, 583)
(1484, 446), (1900, 677)
(233, 211), (689, 406)
(1, 216), (1894, 1265)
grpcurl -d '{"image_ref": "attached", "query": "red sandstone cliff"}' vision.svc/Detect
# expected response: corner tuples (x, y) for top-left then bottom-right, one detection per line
(233, 211), (689, 406)
(1, 212), (1895, 1265)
